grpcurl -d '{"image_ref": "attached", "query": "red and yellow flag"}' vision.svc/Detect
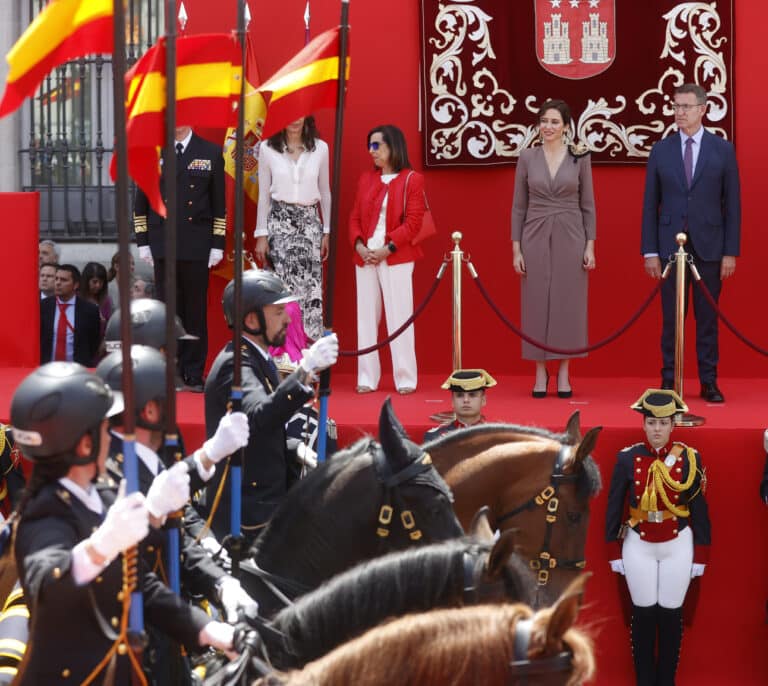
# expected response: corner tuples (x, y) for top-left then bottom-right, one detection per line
(258, 26), (349, 139)
(214, 34), (267, 281)
(0, 0), (113, 118)
(111, 33), (242, 217)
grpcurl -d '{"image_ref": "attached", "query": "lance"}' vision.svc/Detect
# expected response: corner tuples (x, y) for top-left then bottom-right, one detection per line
(112, 0), (144, 647)
(227, 0), (249, 579)
(162, 0), (182, 597)
(316, 0), (350, 463)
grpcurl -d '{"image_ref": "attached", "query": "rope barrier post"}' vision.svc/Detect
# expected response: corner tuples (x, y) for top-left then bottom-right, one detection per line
(672, 233), (705, 427)
(450, 231), (464, 371)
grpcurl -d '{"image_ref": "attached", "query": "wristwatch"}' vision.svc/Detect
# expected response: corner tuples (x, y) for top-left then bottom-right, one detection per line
(387, 241), (397, 254)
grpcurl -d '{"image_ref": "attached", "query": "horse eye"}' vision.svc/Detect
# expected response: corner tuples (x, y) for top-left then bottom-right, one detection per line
(567, 512), (582, 524)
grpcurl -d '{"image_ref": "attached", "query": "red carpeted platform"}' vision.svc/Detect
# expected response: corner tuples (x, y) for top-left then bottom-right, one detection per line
(1, 369), (766, 684)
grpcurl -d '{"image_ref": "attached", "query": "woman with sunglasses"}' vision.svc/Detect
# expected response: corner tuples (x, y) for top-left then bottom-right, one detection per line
(255, 116), (331, 341)
(348, 124), (424, 394)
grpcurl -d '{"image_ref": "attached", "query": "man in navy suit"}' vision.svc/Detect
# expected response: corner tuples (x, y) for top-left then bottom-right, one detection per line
(641, 83), (741, 403)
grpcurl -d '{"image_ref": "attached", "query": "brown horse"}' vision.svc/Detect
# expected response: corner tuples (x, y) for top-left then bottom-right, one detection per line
(254, 575), (595, 686)
(425, 412), (602, 607)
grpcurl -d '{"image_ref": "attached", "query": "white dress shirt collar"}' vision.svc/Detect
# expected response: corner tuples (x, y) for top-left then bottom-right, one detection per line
(58, 477), (104, 515)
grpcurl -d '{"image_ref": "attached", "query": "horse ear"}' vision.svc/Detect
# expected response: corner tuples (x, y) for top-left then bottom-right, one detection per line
(542, 572), (591, 651)
(572, 425), (602, 466)
(468, 506), (495, 542)
(486, 528), (516, 578)
(379, 397), (420, 470)
(564, 411), (581, 444)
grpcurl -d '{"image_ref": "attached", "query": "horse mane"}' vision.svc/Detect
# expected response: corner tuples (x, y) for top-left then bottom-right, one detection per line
(250, 438), (375, 557)
(268, 538), (534, 669)
(261, 602), (595, 686)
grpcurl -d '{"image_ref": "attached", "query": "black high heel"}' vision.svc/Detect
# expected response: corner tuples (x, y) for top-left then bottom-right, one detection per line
(557, 377), (572, 398)
(532, 372), (549, 399)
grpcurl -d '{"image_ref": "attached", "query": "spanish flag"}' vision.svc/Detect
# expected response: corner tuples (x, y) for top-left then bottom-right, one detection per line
(0, 0), (113, 118)
(258, 26), (349, 139)
(111, 33), (242, 217)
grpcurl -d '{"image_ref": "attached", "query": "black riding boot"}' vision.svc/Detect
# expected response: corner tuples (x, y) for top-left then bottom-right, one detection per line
(656, 605), (684, 686)
(630, 604), (658, 686)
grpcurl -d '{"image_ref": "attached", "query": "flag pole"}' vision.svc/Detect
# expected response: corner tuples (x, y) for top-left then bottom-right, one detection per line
(227, 0), (249, 579)
(163, 0), (182, 597)
(111, 0), (144, 644)
(316, 0), (350, 463)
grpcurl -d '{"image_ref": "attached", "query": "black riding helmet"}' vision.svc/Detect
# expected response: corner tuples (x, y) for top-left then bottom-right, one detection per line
(104, 298), (197, 352)
(10, 362), (123, 466)
(222, 269), (296, 343)
(95, 345), (167, 431)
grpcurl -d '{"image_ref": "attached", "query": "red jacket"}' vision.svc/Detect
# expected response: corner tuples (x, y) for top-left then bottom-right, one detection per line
(348, 168), (425, 266)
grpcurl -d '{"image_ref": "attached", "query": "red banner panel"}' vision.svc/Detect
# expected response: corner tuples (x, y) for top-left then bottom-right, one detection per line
(419, 0), (734, 165)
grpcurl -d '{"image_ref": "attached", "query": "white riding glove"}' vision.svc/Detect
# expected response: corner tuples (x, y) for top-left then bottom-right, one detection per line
(200, 535), (232, 566)
(690, 563), (706, 578)
(300, 333), (339, 375)
(199, 621), (235, 652)
(138, 245), (154, 266)
(145, 462), (191, 520)
(217, 576), (259, 623)
(202, 412), (250, 464)
(90, 490), (150, 562)
(296, 443), (318, 470)
(609, 559), (625, 575)
(208, 248), (224, 268)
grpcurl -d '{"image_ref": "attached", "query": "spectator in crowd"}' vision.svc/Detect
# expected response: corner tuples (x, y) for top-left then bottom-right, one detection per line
(38, 239), (59, 267)
(39, 264), (101, 366)
(39, 262), (56, 299)
(255, 115), (331, 341)
(80, 261), (114, 337)
(131, 277), (155, 299)
(107, 250), (134, 308)
(423, 369), (497, 442)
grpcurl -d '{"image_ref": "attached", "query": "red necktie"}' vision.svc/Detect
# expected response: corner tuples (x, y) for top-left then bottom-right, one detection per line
(54, 301), (70, 361)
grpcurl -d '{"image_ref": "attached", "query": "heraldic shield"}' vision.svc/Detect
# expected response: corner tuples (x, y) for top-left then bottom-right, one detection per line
(535, 0), (616, 79)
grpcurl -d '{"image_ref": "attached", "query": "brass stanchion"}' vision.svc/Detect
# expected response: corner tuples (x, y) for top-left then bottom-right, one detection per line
(672, 233), (705, 427)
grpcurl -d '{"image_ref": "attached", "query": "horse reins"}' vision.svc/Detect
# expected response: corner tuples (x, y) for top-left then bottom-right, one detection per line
(508, 617), (573, 684)
(495, 446), (586, 587)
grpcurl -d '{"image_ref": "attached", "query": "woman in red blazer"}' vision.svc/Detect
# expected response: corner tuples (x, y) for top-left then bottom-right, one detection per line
(348, 125), (424, 394)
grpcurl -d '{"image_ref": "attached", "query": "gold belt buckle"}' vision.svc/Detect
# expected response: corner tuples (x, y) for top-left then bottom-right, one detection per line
(647, 510), (664, 523)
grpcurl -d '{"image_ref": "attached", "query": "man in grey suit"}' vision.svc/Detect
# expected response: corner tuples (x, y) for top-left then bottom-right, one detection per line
(641, 83), (741, 403)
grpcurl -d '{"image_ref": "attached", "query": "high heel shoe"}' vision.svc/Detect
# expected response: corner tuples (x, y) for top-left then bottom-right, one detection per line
(532, 372), (549, 399)
(557, 378), (572, 398)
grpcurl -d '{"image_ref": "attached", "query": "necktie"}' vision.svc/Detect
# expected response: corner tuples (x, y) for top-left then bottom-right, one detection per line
(683, 137), (694, 187)
(266, 357), (280, 388)
(176, 142), (184, 158)
(54, 301), (70, 361)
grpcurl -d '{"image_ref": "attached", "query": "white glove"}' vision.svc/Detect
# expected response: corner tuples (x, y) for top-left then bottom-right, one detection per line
(208, 248), (224, 268)
(691, 563), (706, 578)
(299, 333), (339, 375)
(200, 535), (232, 566)
(764, 428), (768, 453)
(609, 559), (625, 575)
(138, 245), (154, 265)
(90, 490), (150, 562)
(199, 621), (235, 652)
(218, 576), (259, 623)
(145, 462), (191, 520)
(296, 442), (318, 470)
(203, 412), (250, 464)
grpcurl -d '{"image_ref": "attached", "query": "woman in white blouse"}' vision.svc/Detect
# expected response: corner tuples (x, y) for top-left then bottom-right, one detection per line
(254, 116), (331, 340)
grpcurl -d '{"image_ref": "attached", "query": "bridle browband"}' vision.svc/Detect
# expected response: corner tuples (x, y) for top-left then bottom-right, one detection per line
(508, 617), (574, 684)
(495, 445), (586, 587)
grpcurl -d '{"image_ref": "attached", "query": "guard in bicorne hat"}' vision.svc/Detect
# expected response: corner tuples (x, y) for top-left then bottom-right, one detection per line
(423, 369), (496, 443)
(605, 389), (711, 686)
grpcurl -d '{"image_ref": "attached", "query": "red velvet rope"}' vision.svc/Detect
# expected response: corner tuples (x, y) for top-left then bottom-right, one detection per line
(694, 277), (768, 356)
(471, 275), (664, 355)
(339, 272), (445, 357)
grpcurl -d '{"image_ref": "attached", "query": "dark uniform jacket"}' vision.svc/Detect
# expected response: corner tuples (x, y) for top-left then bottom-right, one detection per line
(39, 295), (101, 366)
(134, 133), (226, 261)
(605, 441), (711, 563)
(14, 481), (209, 685)
(204, 339), (314, 538)
(423, 417), (486, 443)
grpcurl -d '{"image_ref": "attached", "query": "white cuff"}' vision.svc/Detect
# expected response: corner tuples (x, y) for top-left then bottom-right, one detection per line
(71, 540), (108, 586)
(323, 226), (330, 235)
(643, 252), (659, 258)
(254, 228), (268, 237)
(194, 451), (216, 482)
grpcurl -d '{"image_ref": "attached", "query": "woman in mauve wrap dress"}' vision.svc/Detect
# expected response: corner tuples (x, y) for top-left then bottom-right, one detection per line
(511, 99), (596, 398)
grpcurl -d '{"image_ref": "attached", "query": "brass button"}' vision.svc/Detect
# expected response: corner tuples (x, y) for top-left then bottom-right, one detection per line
(146, 545), (155, 553)
(188, 201), (193, 206)
(62, 668), (71, 678)
(636, 457), (641, 462)
(287, 394), (293, 400)
(117, 642), (128, 655)
(676, 468), (681, 473)
(95, 576), (103, 584)
(190, 184), (195, 189)
(635, 480), (640, 486)
(111, 616), (119, 628)
(636, 468), (641, 473)
(188, 217), (193, 222)
(251, 481), (257, 487)
(52, 567), (62, 579)
(673, 529), (678, 534)
(117, 591), (124, 601)
(640, 531), (646, 537)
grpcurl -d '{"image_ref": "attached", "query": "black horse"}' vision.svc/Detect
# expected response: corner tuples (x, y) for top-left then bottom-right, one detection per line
(239, 399), (464, 617)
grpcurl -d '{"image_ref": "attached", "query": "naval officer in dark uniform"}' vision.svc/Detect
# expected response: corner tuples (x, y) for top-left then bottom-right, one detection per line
(133, 125), (226, 392)
(423, 369), (496, 443)
(605, 389), (711, 686)
(204, 270), (339, 546)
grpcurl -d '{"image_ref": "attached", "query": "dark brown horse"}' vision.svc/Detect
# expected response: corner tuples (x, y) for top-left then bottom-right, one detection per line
(253, 575), (595, 686)
(425, 412), (602, 607)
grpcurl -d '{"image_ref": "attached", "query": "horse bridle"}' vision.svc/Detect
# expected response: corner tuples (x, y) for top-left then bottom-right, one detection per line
(508, 618), (574, 684)
(495, 445), (586, 586)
